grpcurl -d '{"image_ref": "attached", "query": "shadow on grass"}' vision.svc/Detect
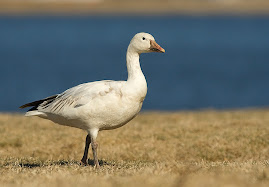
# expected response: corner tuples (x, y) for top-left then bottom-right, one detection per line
(19, 163), (41, 168)
(52, 160), (71, 166)
(86, 159), (110, 167)
(16, 160), (73, 168)
(14, 159), (112, 168)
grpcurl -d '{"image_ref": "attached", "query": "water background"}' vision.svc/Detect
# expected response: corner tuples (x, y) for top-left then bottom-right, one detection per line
(1, 15), (269, 112)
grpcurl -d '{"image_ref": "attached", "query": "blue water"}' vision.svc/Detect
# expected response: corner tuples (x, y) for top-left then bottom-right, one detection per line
(1, 15), (269, 111)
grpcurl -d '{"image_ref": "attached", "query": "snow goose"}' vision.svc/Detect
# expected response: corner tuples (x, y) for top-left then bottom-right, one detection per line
(20, 32), (165, 168)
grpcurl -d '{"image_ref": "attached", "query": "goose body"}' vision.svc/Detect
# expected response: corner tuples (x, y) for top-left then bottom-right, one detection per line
(26, 80), (144, 131)
(20, 32), (165, 168)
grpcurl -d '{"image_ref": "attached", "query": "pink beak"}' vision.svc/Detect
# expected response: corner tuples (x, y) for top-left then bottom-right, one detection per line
(150, 40), (165, 53)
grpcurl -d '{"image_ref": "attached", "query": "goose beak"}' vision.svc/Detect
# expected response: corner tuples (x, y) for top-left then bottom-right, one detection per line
(150, 40), (165, 53)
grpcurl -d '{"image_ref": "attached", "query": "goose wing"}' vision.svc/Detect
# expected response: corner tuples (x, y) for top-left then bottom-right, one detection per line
(21, 80), (124, 115)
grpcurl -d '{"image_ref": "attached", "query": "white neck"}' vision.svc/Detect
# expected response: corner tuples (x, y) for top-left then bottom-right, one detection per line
(126, 45), (147, 97)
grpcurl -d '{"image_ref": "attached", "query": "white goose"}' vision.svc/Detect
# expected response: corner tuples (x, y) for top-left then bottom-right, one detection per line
(20, 32), (165, 168)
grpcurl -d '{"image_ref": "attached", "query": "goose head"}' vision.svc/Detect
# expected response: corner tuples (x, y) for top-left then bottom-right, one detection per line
(129, 32), (165, 54)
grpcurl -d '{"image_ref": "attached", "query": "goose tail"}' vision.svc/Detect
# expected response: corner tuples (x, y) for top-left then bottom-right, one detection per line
(20, 94), (58, 117)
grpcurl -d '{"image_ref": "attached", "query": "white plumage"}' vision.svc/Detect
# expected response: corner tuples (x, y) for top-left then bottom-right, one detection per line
(20, 32), (165, 168)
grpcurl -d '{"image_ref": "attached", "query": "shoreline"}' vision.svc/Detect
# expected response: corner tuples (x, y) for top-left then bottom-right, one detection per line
(3, 107), (269, 115)
(0, 1), (269, 15)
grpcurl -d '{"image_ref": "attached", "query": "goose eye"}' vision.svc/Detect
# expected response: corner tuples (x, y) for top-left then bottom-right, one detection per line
(142, 37), (145, 40)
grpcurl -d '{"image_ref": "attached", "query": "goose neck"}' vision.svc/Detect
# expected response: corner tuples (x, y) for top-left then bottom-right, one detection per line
(126, 47), (144, 82)
(125, 46), (147, 99)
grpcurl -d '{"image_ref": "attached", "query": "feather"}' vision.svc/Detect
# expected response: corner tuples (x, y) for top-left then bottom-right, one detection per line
(19, 95), (58, 110)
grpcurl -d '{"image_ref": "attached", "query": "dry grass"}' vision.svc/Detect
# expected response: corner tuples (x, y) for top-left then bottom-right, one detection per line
(0, 109), (269, 187)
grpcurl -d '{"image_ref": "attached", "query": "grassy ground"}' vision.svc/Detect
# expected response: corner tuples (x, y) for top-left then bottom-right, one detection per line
(0, 109), (269, 186)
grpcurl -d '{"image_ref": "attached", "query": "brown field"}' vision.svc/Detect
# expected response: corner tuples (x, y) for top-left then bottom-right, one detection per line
(0, 109), (269, 187)
(0, 0), (269, 15)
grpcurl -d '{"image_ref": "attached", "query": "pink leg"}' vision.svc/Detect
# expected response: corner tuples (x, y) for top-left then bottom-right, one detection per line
(91, 138), (100, 168)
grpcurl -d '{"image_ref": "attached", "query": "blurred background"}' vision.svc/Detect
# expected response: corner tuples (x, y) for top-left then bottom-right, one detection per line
(1, 0), (269, 112)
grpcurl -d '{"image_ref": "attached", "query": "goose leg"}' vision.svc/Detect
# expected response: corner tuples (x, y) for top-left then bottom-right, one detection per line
(91, 137), (100, 168)
(80, 134), (91, 165)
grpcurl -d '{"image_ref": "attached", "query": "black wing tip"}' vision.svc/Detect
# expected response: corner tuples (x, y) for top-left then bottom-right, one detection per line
(19, 103), (33, 109)
(19, 105), (26, 109)
(19, 102), (36, 109)
(19, 94), (58, 109)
